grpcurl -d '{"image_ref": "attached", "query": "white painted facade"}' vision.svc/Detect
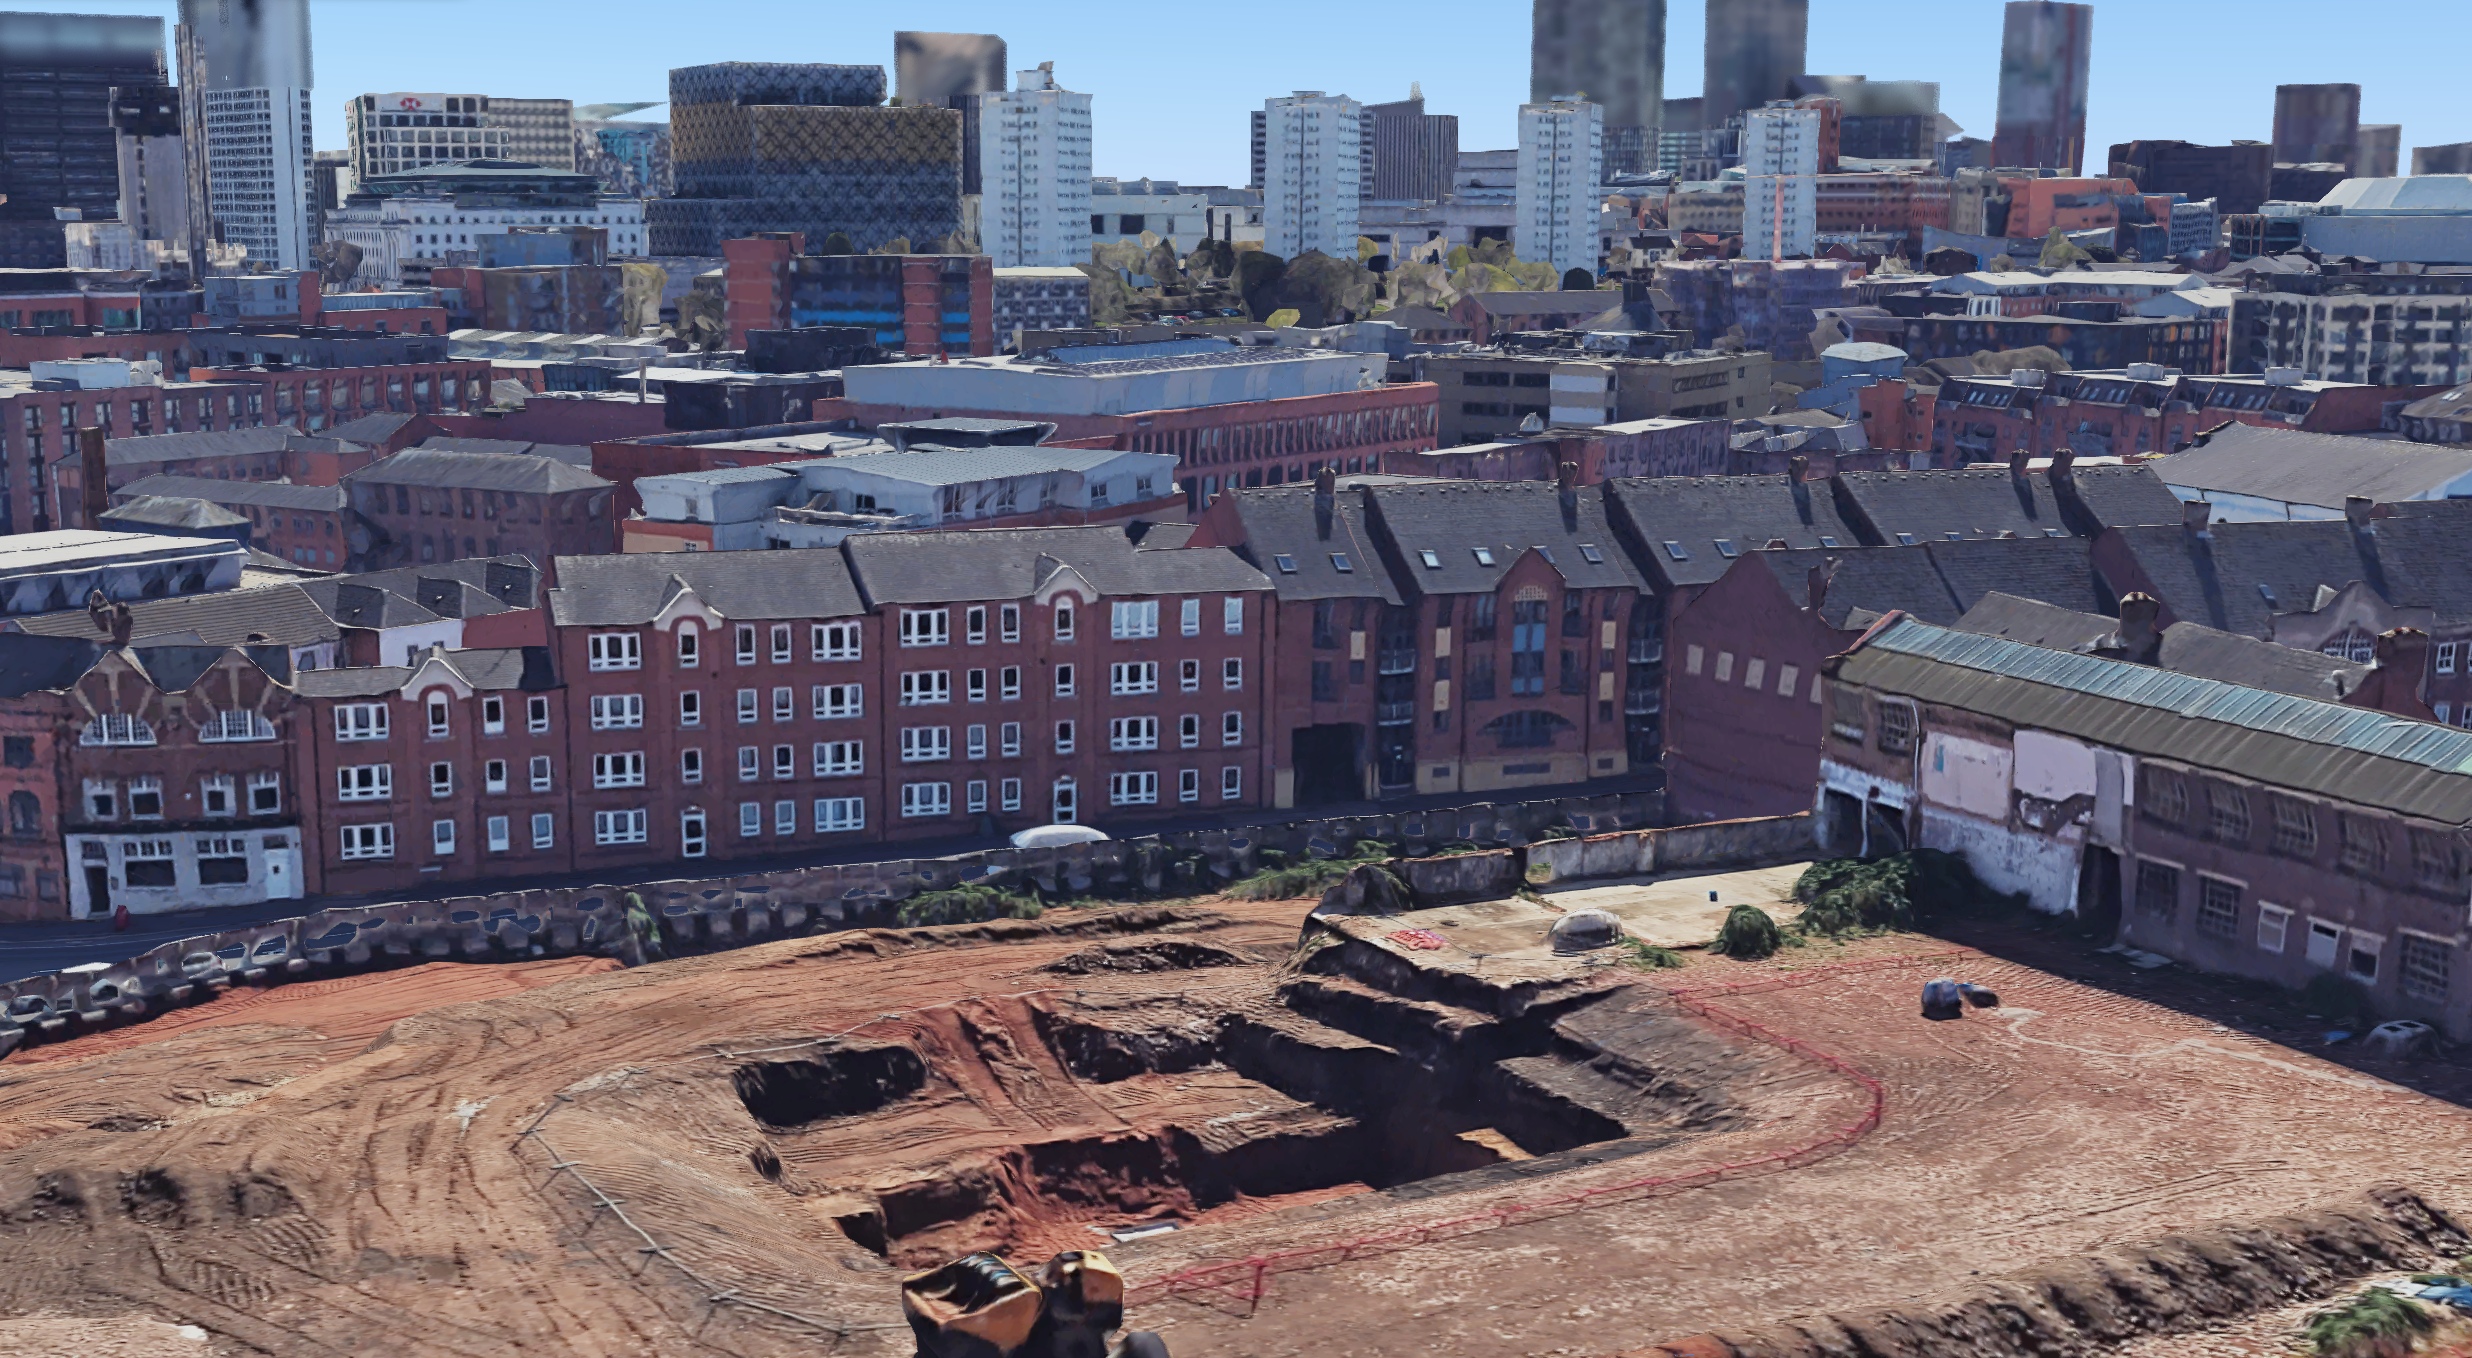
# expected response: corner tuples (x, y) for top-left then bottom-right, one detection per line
(322, 194), (648, 289)
(978, 63), (1093, 268)
(1261, 92), (1361, 259)
(1516, 99), (1605, 279)
(1741, 105), (1819, 260)
(202, 85), (315, 269)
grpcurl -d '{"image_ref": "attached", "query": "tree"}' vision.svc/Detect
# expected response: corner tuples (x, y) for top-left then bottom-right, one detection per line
(819, 231), (855, 255)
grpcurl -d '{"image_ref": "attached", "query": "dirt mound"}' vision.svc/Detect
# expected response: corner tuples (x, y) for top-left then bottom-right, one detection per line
(1634, 1186), (2468, 1358)
(1042, 940), (1255, 974)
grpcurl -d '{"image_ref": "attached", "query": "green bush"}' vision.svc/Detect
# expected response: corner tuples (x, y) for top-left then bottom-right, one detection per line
(1708, 905), (1784, 959)
(2305, 1289), (2432, 1358)
(895, 884), (1043, 927)
(1619, 938), (1684, 971)
(1790, 849), (2023, 937)
(1228, 841), (1398, 901)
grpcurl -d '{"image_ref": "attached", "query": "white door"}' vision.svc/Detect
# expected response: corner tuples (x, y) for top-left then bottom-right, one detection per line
(1052, 778), (1077, 824)
(264, 846), (300, 900)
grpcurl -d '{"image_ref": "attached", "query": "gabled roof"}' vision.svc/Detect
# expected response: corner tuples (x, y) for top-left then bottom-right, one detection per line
(1835, 465), (2184, 544)
(804, 444), (1155, 487)
(344, 447), (610, 494)
(2154, 426), (2472, 509)
(1952, 591), (2372, 701)
(413, 436), (592, 467)
(323, 412), (421, 445)
(842, 526), (1269, 606)
(100, 496), (249, 531)
(1839, 617), (2472, 824)
(1211, 485), (1400, 604)
(549, 550), (866, 626)
(114, 474), (346, 512)
(0, 633), (101, 698)
(1951, 592), (2122, 652)
(12, 583), (337, 648)
(104, 425), (298, 468)
(1604, 475), (1868, 589)
(1750, 546), (1958, 628)
(1361, 481), (1648, 596)
(1922, 535), (2106, 615)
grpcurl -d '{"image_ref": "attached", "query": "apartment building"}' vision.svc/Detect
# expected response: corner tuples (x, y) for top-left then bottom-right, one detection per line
(1416, 347), (1770, 445)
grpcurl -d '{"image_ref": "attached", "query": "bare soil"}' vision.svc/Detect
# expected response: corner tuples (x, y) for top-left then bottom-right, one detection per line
(0, 893), (2468, 1358)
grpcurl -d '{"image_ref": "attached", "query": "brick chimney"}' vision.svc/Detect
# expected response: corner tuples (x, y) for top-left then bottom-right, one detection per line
(1556, 459), (1579, 525)
(2116, 592), (2163, 665)
(2180, 499), (2211, 538)
(79, 426), (108, 530)
(1313, 465), (1336, 540)
(2344, 627), (2438, 720)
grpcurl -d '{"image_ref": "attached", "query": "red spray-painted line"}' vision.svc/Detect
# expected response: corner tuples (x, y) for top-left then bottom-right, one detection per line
(1125, 948), (1977, 1307)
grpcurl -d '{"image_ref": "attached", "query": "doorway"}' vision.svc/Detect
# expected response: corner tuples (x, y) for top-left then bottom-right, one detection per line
(1291, 723), (1363, 807)
(1051, 778), (1077, 824)
(84, 865), (111, 917)
(2075, 845), (2122, 941)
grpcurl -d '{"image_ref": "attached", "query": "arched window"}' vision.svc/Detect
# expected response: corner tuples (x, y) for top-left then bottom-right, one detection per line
(80, 714), (155, 746)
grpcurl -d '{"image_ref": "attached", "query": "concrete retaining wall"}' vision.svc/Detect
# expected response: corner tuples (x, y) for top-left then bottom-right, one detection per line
(0, 789), (1665, 1058)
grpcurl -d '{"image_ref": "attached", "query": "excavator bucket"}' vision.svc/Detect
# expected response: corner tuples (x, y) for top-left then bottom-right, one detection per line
(901, 1252), (1045, 1358)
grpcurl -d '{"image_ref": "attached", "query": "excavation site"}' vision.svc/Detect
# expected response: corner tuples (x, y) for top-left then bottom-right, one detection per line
(5, 861), (2472, 1358)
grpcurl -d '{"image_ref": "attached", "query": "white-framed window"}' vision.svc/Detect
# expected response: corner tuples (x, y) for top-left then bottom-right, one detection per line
(426, 694), (450, 738)
(432, 818), (457, 856)
(770, 623), (793, 663)
(966, 723), (987, 759)
(681, 747), (704, 783)
(529, 755), (552, 791)
(1111, 661), (1159, 695)
(1055, 602), (1075, 640)
(1224, 597), (1245, 635)
(680, 808), (707, 857)
(589, 694), (644, 730)
(901, 782), (953, 818)
(338, 764), (392, 801)
(1181, 598), (1201, 636)
(486, 815), (510, 852)
(1111, 600), (1160, 639)
(484, 759), (508, 793)
(900, 671), (952, 705)
(1110, 716), (1160, 751)
(736, 688), (758, 723)
(1222, 712), (1244, 746)
(429, 761), (454, 797)
(814, 797), (864, 833)
(1224, 658), (1243, 690)
(247, 772), (281, 814)
(999, 604), (1020, 642)
(2443, 642), (2461, 675)
(1179, 768), (1201, 802)
(901, 608), (951, 647)
(676, 624), (700, 667)
(1180, 658), (1201, 692)
(1055, 720), (1076, 754)
(1000, 666), (1021, 700)
(1055, 664), (1076, 697)
(772, 686), (793, 721)
(813, 622), (861, 661)
(1179, 713), (1201, 748)
(587, 631), (641, 671)
(1000, 721), (1022, 756)
(1109, 771), (1159, 805)
(334, 703), (388, 741)
(593, 809), (648, 845)
(814, 740), (863, 776)
(772, 744), (795, 779)
(738, 746), (759, 781)
(901, 726), (952, 762)
(527, 695), (550, 733)
(2257, 902), (2291, 953)
(592, 752), (646, 788)
(967, 779), (988, 812)
(201, 775), (236, 816)
(680, 690), (703, 726)
(341, 823), (394, 860)
(735, 624), (758, 665)
(199, 709), (276, 742)
(966, 606), (988, 643)
(125, 775), (163, 818)
(967, 668), (988, 702)
(775, 798), (797, 834)
(531, 812), (555, 849)
(813, 683), (862, 719)
(481, 695), (505, 734)
(1222, 765), (1242, 800)
(1000, 777), (1022, 811)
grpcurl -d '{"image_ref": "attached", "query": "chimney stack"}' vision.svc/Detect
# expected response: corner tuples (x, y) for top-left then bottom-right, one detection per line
(78, 426), (107, 530)
(1312, 465), (1337, 540)
(2007, 445), (2031, 486)
(2181, 499), (2212, 537)
(2048, 443), (2078, 486)
(1787, 453), (1810, 482)
(1556, 460), (1579, 523)
(2116, 592), (2163, 665)
(2344, 495), (2375, 530)
(1806, 557), (1840, 616)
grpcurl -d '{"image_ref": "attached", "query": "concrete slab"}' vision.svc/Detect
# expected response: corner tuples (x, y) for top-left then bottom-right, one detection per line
(1540, 862), (1811, 949)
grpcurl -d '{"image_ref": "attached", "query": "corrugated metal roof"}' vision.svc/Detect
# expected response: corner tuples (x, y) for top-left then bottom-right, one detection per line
(808, 445), (1152, 487)
(1843, 617), (2472, 824)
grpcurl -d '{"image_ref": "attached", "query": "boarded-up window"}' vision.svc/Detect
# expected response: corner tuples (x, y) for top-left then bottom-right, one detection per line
(2400, 933), (2452, 1003)
(2197, 877), (2239, 939)
(2269, 795), (2317, 859)
(2137, 766), (2187, 827)
(2338, 813), (2387, 875)
(2206, 785), (2250, 844)
(2135, 860), (2178, 917)
(2410, 828), (2460, 894)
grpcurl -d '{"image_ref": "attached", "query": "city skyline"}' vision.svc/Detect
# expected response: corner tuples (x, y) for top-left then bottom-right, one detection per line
(16, 0), (2454, 190)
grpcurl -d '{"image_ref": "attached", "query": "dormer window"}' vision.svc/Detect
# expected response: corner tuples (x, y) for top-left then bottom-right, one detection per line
(1419, 549), (1441, 568)
(1713, 540), (1738, 558)
(1273, 554), (1297, 573)
(1473, 547), (1496, 566)
(1661, 541), (1688, 561)
(1330, 553), (1352, 572)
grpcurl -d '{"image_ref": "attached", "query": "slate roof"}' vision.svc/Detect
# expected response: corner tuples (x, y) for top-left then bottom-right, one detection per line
(104, 426), (296, 468)
(2153, 425), (2472, 509)
(0, 633), (102, 698)
(1952, 591), (2372, 701)
(1951, 592), (2124, 651)
(323, 412), (421, 446)
(1922, 535), (2106, 615)
(843, 526), (1269, 606)
(2089, 500), (2472, 636)
(414, 436), (592, 467)
(297, 579), (442, 628)
(115, 474), (346, 512)
(344, 447), (610, 494)
(549, 549), (867, 625)
(1751, 546), (1959, 628)
(13, 584), (337, 647)
(1362, 481), (1648, 596)
(100, 496), (249, 531)
(806, 444), (1145, 487)
(1605, 475), (1868, 589)
(1835, 465), (2186, 544)
(331, 556), (541, 611)
(292, 665), (412, 698)
(1839, 617), (2472, 823)
(1211, 485), (1401, 604)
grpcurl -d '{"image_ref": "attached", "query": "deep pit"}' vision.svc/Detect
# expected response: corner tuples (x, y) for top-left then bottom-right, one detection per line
(739, 935), (1750, 1265)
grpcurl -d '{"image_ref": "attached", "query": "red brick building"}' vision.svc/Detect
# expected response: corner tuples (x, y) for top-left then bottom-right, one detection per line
(722, 233), (995, 356)
(0, 639), (94, 920)
(111, 476), (352, 569)
(343, 448), (617, 571)
(1917, 370), (2447, 467)
(1814, 172), (1952, 253)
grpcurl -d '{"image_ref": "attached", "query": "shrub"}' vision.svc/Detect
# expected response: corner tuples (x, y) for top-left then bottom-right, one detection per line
(2304, 1289), (2432, 1358)
(1228, 841), (1398, 901)
(1790, 849), (2022, 936)
(1709, 905), (1784, 959)
(895, 884), (1043, 927)
(1619, 938), (1684, 971)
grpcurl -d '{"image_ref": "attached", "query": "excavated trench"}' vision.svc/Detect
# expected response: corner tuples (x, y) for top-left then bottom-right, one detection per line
(728, 936), (1763, 1264)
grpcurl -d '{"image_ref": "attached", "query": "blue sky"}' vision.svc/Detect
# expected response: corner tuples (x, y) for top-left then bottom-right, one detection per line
(38, 1), (2464, 183)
